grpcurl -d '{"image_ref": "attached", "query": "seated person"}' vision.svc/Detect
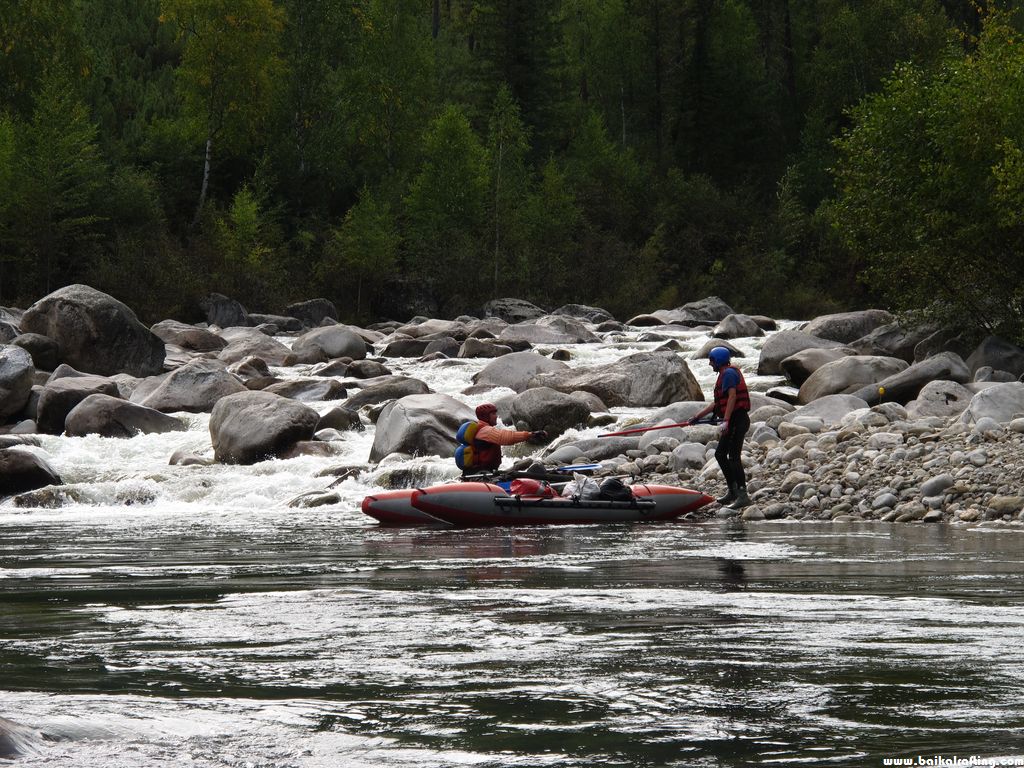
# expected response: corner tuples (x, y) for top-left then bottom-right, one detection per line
(467, 403), (546, 473)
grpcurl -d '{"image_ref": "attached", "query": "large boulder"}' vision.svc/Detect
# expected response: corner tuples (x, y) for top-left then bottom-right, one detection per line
(263, 378), (347, 402)
(850, 322), (937, 363)
(801, 309), (895, 344)
(531, 315), (601, 343)
(199, 292), (250, 327)
(483, 298), (546, 324)
(509, 387), (591, 438)
(20, 284), (165, 376)
(209, 390), (320, 464)
(780, 347), (854, 387)
(134, 358), (247, 413)
(0, 345), (35, 422)
(36, 375), (120, 434)
(248, 313), (304, 333)
(675, 296), (734, 324)
(0, 448), (62, 498)
(458, 338), (514, 358)
(286, 298), (339, 327)
(380, 337), (432, 358)
(344, 376), (431, 411)
(712, 314), (764, 340)
(757, 330), (850, 376)
(965, 336), (1024, 378)
(288, 325), (367, 364)
(960, 382), (1024, 425)
(65, 393), (186, 437)
(906, 380), (974, 420)
(797, 355), (908, 404)
(529, 351), (701, 407)
(849, 351), (971, 406)
(369, 393), (474, 463)
(779, 394), (870, 427)
(472, 351), (569, 393)
(498, 323), (585, 345)
(10, 333), (59, 371)
(150, 320), (227, 353)
(552, 304), (614, 323)
(217, 327), (292, 366)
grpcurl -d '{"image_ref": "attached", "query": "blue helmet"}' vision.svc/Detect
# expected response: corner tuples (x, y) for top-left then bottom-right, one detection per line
(708, 346), (731, 369)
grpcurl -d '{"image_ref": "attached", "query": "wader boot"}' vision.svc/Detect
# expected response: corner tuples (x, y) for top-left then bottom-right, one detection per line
(728, 486), (751, 509)
(716, 482), (737, 506)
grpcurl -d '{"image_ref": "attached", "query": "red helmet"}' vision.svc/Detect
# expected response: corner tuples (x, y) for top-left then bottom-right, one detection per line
(475, 403), (497, 420)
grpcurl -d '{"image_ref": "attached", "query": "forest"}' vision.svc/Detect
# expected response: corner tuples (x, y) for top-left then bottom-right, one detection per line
(1, 0), (1023, 339)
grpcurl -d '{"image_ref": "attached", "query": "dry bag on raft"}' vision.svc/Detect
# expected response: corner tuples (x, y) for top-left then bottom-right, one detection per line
(454, 421), (479, 471)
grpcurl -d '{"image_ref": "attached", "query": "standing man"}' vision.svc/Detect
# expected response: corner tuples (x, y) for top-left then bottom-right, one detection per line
(687, 347), (752, 509)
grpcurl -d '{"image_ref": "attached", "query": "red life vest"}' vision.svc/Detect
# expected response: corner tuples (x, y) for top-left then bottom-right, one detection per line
(713, 365), (750, 417)
(473, 421), (502, 470)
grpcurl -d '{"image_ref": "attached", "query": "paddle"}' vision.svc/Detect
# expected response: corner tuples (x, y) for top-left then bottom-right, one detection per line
(600, 417), (719, 438)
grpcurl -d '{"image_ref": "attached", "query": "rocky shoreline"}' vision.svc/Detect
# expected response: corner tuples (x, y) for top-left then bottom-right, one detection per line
(2, 285), (1024, 525)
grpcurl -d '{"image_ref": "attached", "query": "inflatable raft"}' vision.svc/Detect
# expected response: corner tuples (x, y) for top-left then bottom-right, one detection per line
(361, 481), (713, 526)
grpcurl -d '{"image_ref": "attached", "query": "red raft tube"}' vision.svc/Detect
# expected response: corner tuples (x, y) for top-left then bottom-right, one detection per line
(408, 482), (713, 527)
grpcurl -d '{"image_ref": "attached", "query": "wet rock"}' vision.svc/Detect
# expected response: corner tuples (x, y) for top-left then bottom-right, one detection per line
(802, 309), (895, 344)
(0, 448), (62, 498)
(286, 298), (339, 327)
(344, 376), (431, 411)
(483, 298), (546, 324)
(0, 345), (35, 422)
(758, 330), (851, 376)
(288, 326), (367, 364)
(66, 394), (186, 438)
(22, 284), (165, 376)
(458, 338), (515, 358)
(798, 355), (908, 404)
(510, 387), (590, 438)
(9, 333), (60, 371)
(209, 391), (320, 464)
(264, 378), (348, 402)
(134, 358), (247, 413)
(217, 327), (291, 366)
(150, 320), (228, 353)
(369, 393), (474, 464)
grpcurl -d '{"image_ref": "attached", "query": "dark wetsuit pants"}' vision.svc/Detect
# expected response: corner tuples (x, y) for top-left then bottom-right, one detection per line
(714, 409), (750, 489)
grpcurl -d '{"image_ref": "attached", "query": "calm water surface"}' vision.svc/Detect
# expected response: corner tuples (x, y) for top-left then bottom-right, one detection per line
(3, 516), (1024, 767)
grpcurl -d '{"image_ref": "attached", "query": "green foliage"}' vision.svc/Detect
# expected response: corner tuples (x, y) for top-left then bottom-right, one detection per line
(320, 187), (400, 321)
(9, 71), (107, 295)
(404, 104), (489, 315)
(831, 13), (1024, 340)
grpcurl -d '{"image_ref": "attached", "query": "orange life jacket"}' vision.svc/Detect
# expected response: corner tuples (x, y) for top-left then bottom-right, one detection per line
(713, 365), (750, 417)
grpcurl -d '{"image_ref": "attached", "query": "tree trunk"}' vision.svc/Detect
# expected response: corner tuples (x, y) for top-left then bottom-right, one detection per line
(192, 134), (213, 229)
(432, 0), (440, 38)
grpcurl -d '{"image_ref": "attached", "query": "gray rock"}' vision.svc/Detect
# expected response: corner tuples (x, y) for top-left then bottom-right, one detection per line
(529, 351), (702, 407)
(906, 380), (974, 420)
(780, 394), (870, 427)
(423, 336), (461, 357)
(288, 326), (367, 364)
(472, 351), (568, 393)
(248, 313), (303, 333)
(712, 313), (764, 339)
(150, 320), (228, 352)
(509, 387), (590, 438)
(217, 327), (292, 366)
(459, 338), (515, 358)
(498, 322), (588, 345)
(802, 309), (895, 344)
(344, 376), (431, 410)
(675, 296), (734, 323)
(200, 292), (250, 327)
(65, 393), (185, 437)
(135, 359), (247, 413)
(286, 298), (338, 327)
(670, 442), (707, 471)
(0, 345), (35, 422)
(346, 359), (391, 378)
(0, 448), (62, 498)
(849, 352), (971, 406)
(780, 347), (853, 387)
(758, 330), (850, 376)
(9, 333), (59, 371)
(209, 390), (320, 464)
(369, 393), (474, 463)
(798, 355), (908, 404)
(263, 378), (348, 402)
(692, 338), (744, 361)
(552, 304), (613, 323)
(966, 336), (1024, 378)
(961, 382), (1024, 424)
(380, 337), (432, 358)
(483, 298), (546, 324)
(318, 406), (364, 432)
(21, 284), (165, 376)
(36, 375), (120, 434)
(850, 322), (937, 363)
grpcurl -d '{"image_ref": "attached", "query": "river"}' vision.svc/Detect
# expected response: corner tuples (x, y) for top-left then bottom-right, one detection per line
(3, 323), (1024, 766)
